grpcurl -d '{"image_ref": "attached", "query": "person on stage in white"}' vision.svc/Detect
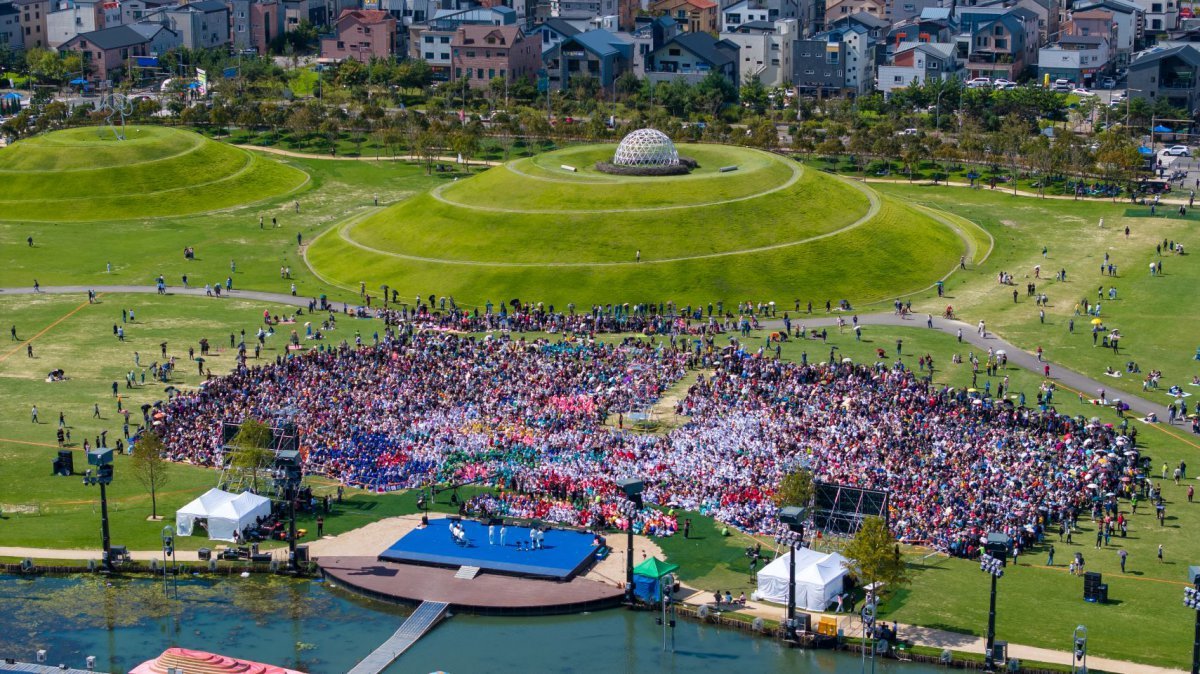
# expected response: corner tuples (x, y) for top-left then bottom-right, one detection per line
(489, 523), (496, 545)
(500, 524), (507, 547)
(529, 527), (538, 550)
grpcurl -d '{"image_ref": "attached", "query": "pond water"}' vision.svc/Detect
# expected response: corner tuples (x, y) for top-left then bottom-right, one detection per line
(0, 574), (940, 673)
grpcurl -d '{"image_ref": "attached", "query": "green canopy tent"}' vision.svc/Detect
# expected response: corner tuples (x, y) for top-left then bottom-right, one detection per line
(632, 557), (679, 602)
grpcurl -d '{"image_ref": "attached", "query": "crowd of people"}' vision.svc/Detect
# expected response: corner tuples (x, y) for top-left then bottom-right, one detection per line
(156, 329), (1131, 550)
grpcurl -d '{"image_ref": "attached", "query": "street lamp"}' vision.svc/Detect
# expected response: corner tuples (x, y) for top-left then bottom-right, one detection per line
(161, 525), (177, 598)
(82, 448), (115, 570)
(777, 505), (807, 638)
(1183, 576), (1200, 674)
(980, 544), (1007, 670)
(616, 478), (644, 600)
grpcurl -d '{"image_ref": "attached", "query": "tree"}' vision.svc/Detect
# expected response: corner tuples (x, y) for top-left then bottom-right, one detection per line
(131, 431), (171, 519)
(229, 419), (275, 493)
(773, 469), (814, 508)
(843, 517), (909, 591)
(740, 75), (769, 115)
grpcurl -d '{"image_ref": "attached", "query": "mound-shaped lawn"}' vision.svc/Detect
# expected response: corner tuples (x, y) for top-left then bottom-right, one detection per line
(307, 144), (969, 306)
(0, 126), (308, 221)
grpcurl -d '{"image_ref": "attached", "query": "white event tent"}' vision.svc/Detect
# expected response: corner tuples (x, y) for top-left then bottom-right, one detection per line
(754, 548), (850, 611)
(176, 488), (272, 542)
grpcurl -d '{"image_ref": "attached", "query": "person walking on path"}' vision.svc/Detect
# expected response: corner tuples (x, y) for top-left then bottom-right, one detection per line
(1046, 545), (1055, 566)
(93, 403), (101, 419)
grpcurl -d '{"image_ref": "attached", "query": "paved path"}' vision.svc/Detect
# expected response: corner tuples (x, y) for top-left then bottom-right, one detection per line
(0, 285), (1178, 422)
(673, 588), (1185, 674)
(235, 145), (500, 167)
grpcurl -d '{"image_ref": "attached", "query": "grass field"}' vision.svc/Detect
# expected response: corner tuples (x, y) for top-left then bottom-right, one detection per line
(307, 144), (971, 307)
(874, 182), (1200, 419)
(0, 127), (308, 221)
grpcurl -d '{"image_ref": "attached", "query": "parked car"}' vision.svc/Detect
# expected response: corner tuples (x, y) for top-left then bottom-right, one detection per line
(992, 78), (1017, 89)
(899, 128), (920, 136)
(1071, 87), (1096, 97)
(1165, 145), (1191, 156)
(966, 77), (992, 88)
(1051, 79), (1073, 92)
(1100, 77), (1117, 89)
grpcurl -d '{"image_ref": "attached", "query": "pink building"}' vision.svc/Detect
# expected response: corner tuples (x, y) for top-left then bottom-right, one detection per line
(321, 9), (397, 62)
(451, 24), (542, 90)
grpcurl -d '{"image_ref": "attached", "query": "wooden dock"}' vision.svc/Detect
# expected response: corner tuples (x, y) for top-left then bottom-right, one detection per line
(346, 600), (449, 674)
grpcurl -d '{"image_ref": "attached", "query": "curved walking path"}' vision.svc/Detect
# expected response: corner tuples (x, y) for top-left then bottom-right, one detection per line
(235, 144), (500, 167)
(430, 161), (804, 214)
(332, 175), (882, 267)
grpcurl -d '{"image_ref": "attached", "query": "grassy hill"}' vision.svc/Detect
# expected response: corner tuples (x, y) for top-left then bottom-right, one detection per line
(0, 127), (308, 221)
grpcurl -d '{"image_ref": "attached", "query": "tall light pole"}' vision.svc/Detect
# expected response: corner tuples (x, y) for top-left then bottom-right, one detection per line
(83, 448), (115, 570)
(616, 478), (644, 601)
(777, 505), (806, 639)
(980, 547), (1007, 669)
(1183, 577), (1200, 674)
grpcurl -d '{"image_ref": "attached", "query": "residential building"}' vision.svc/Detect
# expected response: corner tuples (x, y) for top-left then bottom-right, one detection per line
(60, 23), (179, 80)
(824, 0), (884, 24)
(793, 23), (875, 94)
(0, 2), (22, 48)
(283, 0), (329, 32)
(876, 40), (958, 93)
(627, 15), (679, 74)
(409, 6), (515, 78)
(321, 8), (396, 61)
(551, 0), (618, 21)
(545, 28), (632, 90)
(721, 0), (769, 31)
(886, 17), (953, 51)
(961, 9), (1038, 81)
(1127, 44), (1200, 111)
(229, 0), (284, 54)
(828, 11), (887, 40)
(537, 16), (579, 53)
(14, 0), (49, 50)
(649, 0), (718, 33)
(1133, 0), (1176, 34)
(121, 0), (173, 25)
(885, 0), (947, 25)
(156, 1), (229, 50)
(47, 0), (116, 49)
(450, 24), (541, 88)
(720, 17), (796, 84)
(646, 27), (739, 84)
(1038, 34), (1111, 85)
(1073, 0), (1141, 67)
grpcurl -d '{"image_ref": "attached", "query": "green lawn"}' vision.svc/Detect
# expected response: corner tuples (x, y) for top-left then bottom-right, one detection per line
(0, 127), (307, 221)
(873, 182), (1200, 415)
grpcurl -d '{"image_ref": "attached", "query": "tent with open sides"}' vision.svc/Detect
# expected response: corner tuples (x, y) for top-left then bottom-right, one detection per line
(175, 488), (271, 541)
(632, 557), (679, 602)
(755, 548), (850, 611)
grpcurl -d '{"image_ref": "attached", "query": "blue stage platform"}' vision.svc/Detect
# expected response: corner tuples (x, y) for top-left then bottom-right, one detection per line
(379, 518), (599, 580)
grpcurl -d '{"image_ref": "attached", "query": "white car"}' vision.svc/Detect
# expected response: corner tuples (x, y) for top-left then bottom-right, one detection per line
(1071, 88), (1097, 97)
(1165, 145), (1191, 156)
(1051, 79), (1073, 92)
(992, 78), (1017, 89)
(966, 77), (992, 88)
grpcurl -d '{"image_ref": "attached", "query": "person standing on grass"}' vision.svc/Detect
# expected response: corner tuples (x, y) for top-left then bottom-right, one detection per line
(1159, 544), (1164, 563)
(1046, 545), (1055, 566)
(93, 403), (101, 419)
(31, 405), (38, 423)
(1119, 548), (1128, 572)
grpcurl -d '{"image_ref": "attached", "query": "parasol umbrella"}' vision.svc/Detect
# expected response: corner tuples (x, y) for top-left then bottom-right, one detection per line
(1091, 318), (1103, 325)
(996, 350), (1006, 355)
(1121, 476), (1132, 482)
(1090, 416), (1101, 423)
(842, 357), (853, 363)
(1087, 483), (1099, 488)
(195, 357), (205, 363)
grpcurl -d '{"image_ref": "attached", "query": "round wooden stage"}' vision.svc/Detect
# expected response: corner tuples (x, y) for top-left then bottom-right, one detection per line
(318, 556), (625, 615)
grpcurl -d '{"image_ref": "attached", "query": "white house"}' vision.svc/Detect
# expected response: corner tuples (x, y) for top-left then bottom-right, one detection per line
(720, 17), (797, 85)
(721, 0), (769, 31)
(876, 41), (959, 94)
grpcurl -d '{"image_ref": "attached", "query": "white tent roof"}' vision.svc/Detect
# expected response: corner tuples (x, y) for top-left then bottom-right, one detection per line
(175, 488), (271, 541)
(755, 548), (850, 611)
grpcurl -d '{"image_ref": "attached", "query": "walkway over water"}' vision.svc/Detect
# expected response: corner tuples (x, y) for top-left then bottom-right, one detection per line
(346, 600), (449, 674)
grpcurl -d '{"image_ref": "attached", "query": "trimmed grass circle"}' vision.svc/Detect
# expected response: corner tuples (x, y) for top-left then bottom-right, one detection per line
(0, 126), (308, 221)
(308, 143), (969, 306)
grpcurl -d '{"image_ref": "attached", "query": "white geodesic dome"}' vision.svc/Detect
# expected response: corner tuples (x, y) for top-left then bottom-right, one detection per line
(613, 129), (680, 167)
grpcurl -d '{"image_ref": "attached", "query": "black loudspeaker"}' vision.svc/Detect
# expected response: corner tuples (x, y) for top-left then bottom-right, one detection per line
(58, 450), (74, 475)
(251, 553), (273, 563)
(295, 545), (309, 563)
(1084, 572), (1103, 601)
(197, 548), (211, 561)
(1097, 584), (1109, 603)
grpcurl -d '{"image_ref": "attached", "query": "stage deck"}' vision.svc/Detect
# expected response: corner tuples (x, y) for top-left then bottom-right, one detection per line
(378, 519), (598, 580)
(319, 556), (624, 615)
